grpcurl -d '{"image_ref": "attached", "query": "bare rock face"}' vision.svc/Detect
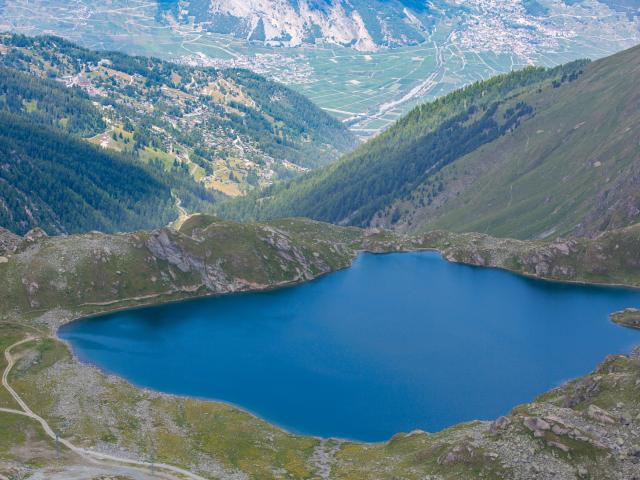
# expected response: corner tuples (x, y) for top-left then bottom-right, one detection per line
(146, 228), (231, 292)
(586, 404), (616, 425)
(146, 230), (192, 273)
(523, 417), (551, 433)
(24, 227), (48, 243)
(490, 415), (511, 434)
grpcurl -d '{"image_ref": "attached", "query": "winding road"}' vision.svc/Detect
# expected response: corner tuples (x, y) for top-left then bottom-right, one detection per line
(1, 336), (210, 480)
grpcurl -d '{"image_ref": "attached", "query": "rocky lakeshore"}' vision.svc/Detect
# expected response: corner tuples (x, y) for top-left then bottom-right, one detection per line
(2, 217), (640, 479)
(611, 309), (640, 330)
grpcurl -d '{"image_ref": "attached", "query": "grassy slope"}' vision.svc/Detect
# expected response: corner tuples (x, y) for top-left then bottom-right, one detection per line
(218, 62), (585, 226)
(224, 44), (640, 241)
(0, 216), (364, 320)
(3, 215), (640, 321)
(406, 44), (640, 239)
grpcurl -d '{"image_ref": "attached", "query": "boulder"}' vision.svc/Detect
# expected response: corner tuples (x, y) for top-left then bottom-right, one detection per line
(524, 417), (551, 432)
(587, 404), (615, 424)
(24, 227), (48, 243)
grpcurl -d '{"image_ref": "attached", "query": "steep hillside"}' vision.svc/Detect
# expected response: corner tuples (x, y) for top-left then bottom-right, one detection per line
(0, 111), (174, 235)
(226, 43), (640, 239)
(387, 44), (640, 239)
(218, 60), (586, 228)
(0, 64), (222, 235)
(0, 34), (356, 197)
(391, 44), (640, 239)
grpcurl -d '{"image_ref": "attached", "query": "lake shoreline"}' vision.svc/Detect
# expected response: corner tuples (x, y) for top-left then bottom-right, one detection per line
(58, 250), (640, 441)
(52, 245), (640, 336)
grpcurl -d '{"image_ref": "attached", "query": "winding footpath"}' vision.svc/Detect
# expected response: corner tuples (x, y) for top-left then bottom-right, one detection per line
(1, 336), (210, 480)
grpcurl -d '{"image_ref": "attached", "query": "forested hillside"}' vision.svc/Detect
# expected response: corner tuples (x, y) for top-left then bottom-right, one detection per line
(218, 61), (587, 227)
(0, 111), (173, 235)
(220, 43), (640, 239)
(0, 32), (356, 235)
(0, 64), (219, 235)
(395, 44), (640, 239)
(0, 34), (356, 197)
(0, 65), (104, 135)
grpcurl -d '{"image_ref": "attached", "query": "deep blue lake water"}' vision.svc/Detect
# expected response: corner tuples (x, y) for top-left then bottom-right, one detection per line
(59, 252), (640, 441)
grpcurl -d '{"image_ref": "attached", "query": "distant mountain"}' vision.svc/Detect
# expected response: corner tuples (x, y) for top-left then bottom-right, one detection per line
(220, 43), (640, 239)
(3, 0), (640, 139)
(0, 34), (356, 198)
(157, 0), (640, 50)
(158, 0), (436, 50)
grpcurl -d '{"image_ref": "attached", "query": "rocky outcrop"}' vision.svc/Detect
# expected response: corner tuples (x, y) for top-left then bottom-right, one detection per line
(416, 224), (640, 288)
(144, 222), (346, 295)
(0, 227), (22, 255)
(610, 308), (640, 329)
(146, 228), (233, 292)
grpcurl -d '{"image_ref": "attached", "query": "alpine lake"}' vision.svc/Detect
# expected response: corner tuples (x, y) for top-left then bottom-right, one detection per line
(60, 252), (640, 441)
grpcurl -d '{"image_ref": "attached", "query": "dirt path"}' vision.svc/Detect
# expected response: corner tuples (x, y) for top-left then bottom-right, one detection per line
(1, 337), (211, 480)
(171, 195), (192, 230)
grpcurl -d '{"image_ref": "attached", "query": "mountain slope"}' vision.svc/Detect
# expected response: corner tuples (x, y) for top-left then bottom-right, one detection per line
(396, 44), (640, 239)
(0, 34), (356, 196)
(217, 60), (586, 227)
(158, 0), (436, 50)
(0, 64), (223, 235)
(224, 43), (640, 239)
(0, 110), (175, 236)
